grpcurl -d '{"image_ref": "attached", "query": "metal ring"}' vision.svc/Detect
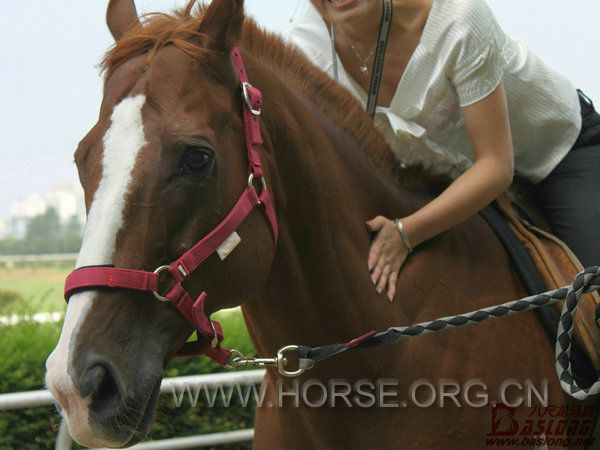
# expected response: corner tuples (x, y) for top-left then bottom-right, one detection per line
(277, 345), (309, 377)
(152, 265), (172, 302)
(247, 173), (268, 191)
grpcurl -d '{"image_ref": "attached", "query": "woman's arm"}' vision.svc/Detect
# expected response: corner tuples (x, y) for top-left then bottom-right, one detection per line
(368, 82), (514, 301)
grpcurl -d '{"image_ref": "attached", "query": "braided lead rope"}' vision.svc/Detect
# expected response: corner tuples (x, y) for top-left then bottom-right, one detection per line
(296, 266), (600, 399)
(556, 267), (600, 399)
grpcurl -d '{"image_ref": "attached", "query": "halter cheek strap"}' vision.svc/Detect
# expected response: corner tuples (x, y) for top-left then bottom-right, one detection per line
(64, 48), (277, 366)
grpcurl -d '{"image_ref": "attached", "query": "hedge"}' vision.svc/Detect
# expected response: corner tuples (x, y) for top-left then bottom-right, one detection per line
(0, 290), (258, 450)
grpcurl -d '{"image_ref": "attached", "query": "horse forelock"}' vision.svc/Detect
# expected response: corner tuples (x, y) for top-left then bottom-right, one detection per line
(100, 2), (434, 190)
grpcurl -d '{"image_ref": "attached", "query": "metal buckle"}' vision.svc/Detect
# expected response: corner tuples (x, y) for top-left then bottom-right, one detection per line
(152, 265), (173, 302)
(226, 345), (313, 377)
(223, 349), (245, 370)
(242, 82), (261, 116)
(209, 320), (220, 349)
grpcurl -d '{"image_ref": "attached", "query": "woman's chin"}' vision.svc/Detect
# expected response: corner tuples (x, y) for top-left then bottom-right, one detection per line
(319, 0), (372, 24)
(325, 0), (357, 11)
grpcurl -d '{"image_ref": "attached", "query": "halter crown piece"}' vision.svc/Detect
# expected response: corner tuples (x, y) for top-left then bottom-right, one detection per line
(64, 48), (278, 366)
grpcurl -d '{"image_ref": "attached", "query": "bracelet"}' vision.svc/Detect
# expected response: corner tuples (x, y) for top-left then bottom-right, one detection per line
(394, 219), (414, 253)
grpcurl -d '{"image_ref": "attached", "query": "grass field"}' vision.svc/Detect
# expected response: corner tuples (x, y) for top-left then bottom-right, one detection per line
(0, 263), (72, 314)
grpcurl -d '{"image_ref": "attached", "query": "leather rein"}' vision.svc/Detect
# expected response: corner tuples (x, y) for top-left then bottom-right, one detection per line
(64, 48), (278, 367)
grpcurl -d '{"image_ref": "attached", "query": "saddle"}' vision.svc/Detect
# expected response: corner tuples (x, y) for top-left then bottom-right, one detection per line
(492, 189), (600, 374)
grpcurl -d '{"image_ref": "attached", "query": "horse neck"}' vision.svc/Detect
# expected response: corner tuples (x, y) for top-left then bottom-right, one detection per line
(242, 80), (418, 357)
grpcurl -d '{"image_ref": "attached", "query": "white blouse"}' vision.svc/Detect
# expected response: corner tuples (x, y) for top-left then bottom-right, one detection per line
(288, 0), (582, 183)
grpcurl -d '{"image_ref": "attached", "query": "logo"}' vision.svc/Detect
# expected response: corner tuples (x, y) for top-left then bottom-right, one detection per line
(485, 404), (595, 448)
(490, 403), (519, 436)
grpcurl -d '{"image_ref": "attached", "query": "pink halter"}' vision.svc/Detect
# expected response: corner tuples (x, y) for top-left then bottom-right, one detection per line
(64, 48), (278, 366)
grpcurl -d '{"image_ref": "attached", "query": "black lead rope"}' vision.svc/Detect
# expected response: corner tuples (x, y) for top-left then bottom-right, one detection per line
(330, 0), (393, 119)
(295, 267), (600, 400)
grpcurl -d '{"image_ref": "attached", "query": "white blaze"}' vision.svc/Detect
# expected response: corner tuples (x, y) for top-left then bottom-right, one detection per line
(76, 94), (148, 267)
(45, 95), (147, 447)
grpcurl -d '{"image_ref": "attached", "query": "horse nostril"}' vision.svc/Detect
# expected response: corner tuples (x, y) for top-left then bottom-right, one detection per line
(80, 363), (123, 416)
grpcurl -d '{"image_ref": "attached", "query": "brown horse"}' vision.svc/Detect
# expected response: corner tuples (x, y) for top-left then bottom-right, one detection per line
(45, 0), (593, 448)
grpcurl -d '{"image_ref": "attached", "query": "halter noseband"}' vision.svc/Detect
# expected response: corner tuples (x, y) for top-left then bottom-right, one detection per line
(64, 48), (278, 366)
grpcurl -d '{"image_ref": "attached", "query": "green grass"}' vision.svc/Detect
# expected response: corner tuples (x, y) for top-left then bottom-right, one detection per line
(0, 264), (71, 314)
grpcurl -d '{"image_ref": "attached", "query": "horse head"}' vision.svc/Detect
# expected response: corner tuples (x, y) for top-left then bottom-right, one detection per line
(45, 1), (276, 447)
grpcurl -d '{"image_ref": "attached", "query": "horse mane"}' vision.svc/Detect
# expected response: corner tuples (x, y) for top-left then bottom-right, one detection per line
(101, 2), (434, 189)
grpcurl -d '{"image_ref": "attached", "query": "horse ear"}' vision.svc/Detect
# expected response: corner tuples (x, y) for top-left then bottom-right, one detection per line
(107, 0), (141, 41)
(197, 0), (245, 51)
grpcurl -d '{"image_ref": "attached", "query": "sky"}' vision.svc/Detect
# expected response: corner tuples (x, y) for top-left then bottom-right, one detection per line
(1, 0), (598, 218)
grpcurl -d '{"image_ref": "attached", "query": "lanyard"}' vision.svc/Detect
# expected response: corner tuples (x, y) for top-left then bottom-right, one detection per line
(330, 0), (393, 120)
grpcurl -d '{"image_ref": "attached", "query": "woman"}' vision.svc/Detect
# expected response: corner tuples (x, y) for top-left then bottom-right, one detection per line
(289, 0), (600, 301)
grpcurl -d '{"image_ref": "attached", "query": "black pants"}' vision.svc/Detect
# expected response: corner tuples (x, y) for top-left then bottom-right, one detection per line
(532, 90), (600, 267)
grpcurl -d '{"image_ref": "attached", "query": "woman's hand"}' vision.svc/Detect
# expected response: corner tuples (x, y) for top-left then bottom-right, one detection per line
(366, 216), (411, 302)
(364, 85), (514, 302)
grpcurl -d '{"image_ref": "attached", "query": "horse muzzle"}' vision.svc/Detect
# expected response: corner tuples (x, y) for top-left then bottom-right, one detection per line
(47, 343), (163, 448)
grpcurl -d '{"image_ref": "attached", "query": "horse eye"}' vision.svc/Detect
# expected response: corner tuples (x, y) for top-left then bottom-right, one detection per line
(180, 148), (213, 175)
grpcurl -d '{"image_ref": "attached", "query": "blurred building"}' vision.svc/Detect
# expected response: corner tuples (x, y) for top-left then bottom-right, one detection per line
(0, 181), (85, 239)
(47, 182), (86, 224)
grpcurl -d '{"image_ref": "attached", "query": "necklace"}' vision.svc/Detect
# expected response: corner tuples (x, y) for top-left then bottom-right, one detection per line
(345, 34), (376, 76)
(329, 0), (393, 119)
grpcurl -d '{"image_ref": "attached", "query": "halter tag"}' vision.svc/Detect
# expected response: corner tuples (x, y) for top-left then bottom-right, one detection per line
(217, 232), (242, 261)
